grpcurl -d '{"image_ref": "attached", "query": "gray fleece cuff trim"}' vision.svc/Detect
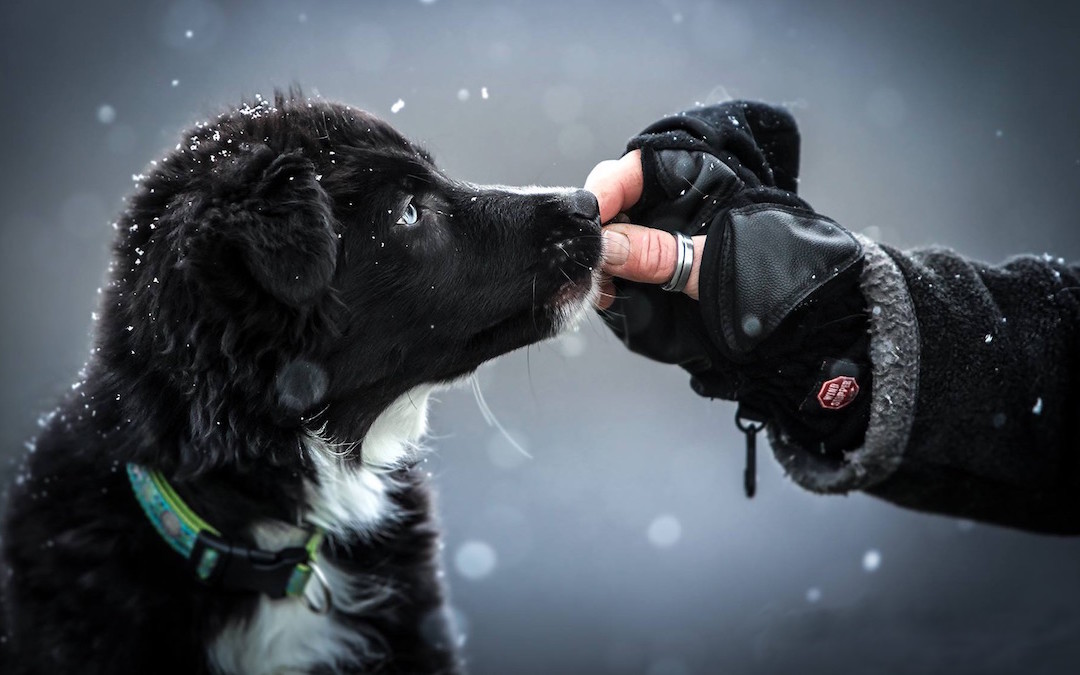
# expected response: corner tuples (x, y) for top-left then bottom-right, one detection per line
(769, 234), (920, 494)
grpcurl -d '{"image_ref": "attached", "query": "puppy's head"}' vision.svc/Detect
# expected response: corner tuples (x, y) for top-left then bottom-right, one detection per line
(104, 93), (600, 474)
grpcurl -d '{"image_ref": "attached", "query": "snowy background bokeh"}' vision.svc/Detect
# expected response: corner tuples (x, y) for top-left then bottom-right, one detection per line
(3, 0), (1080, 673)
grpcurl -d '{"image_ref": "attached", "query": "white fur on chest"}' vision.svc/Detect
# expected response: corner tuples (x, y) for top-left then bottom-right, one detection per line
(208, 388), (432, 675)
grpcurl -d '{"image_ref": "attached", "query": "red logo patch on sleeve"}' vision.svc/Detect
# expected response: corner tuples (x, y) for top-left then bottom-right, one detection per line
(817, 376), (860, 410)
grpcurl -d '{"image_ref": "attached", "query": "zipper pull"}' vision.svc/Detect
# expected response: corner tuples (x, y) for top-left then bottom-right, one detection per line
(735, 407), (766, 499)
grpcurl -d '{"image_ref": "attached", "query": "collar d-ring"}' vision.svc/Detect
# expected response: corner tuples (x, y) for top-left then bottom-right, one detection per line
(302, 561), (334, 615)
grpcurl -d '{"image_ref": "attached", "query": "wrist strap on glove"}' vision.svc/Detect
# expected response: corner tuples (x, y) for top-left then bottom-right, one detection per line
(735, 405), (767, 498)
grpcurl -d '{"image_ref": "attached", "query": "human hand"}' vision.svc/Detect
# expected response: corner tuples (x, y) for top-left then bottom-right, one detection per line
(584, 150), (706, 308)
(580, 102), (875, 487)
(583, 101), (830, 369)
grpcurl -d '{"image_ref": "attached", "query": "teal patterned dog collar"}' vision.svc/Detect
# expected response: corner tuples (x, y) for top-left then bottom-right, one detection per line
(126, 463), (329, 611)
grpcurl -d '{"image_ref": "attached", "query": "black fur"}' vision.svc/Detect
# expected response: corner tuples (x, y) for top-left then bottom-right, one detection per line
(0, 91), (601, 673)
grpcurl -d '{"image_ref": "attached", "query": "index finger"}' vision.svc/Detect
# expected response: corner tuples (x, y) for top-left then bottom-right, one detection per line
(584, 149), (643, 224)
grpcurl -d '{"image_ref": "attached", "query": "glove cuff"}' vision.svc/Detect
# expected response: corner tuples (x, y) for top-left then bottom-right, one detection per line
(768, 236), (919, 493)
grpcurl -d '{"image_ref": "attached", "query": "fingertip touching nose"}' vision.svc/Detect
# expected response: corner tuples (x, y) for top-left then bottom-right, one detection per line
(565, 189), (600, 224)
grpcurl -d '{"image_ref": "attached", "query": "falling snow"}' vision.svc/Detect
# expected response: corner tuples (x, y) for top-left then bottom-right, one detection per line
(457, 88), (470, 102)
(391, 98), (405, 113)
(741, 315), (762, 337)
(481, 87), (489, 99)
(455, 540), (497, 580)
(555, 332), (587, 358)
(97, 105), (116, 124)
(1032, 397), (1044, 415)
(647, 515), (682, 548)
(862, 549), (882, 572)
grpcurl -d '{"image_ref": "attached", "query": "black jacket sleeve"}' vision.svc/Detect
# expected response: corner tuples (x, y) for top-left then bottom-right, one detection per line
(781, 246), (1080, 534)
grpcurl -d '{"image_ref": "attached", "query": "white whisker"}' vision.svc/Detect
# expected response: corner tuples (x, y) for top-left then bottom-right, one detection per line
(470, 374), (532, 459)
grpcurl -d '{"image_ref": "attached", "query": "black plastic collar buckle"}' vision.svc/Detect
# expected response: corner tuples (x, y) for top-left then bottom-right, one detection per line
(189, 531), (309, 599)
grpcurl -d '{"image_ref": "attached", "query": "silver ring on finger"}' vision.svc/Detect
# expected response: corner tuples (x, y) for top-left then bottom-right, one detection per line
(661, 232), (694, 293)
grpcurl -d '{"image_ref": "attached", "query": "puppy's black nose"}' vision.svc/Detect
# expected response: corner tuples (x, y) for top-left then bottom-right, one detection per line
(565, 189), (600, 223)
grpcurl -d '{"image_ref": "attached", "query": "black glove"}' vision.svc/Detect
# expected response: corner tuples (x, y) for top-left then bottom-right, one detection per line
(603, 102), (873, 474)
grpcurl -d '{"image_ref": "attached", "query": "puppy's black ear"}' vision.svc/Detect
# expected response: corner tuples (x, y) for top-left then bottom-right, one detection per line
(191, 144), (338, 307)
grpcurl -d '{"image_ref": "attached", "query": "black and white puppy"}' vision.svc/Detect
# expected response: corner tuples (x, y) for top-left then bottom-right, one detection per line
(0, 92), (601, 674)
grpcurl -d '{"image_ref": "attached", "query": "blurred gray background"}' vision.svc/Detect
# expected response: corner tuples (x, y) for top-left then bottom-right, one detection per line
(2, 0), (1079, 673)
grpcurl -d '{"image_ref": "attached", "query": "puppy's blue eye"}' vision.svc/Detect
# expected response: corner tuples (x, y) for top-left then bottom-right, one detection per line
(396, 200), (419, 226)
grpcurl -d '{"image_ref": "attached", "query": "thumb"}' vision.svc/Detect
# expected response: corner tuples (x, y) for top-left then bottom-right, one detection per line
(601, 223), (704, 300)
